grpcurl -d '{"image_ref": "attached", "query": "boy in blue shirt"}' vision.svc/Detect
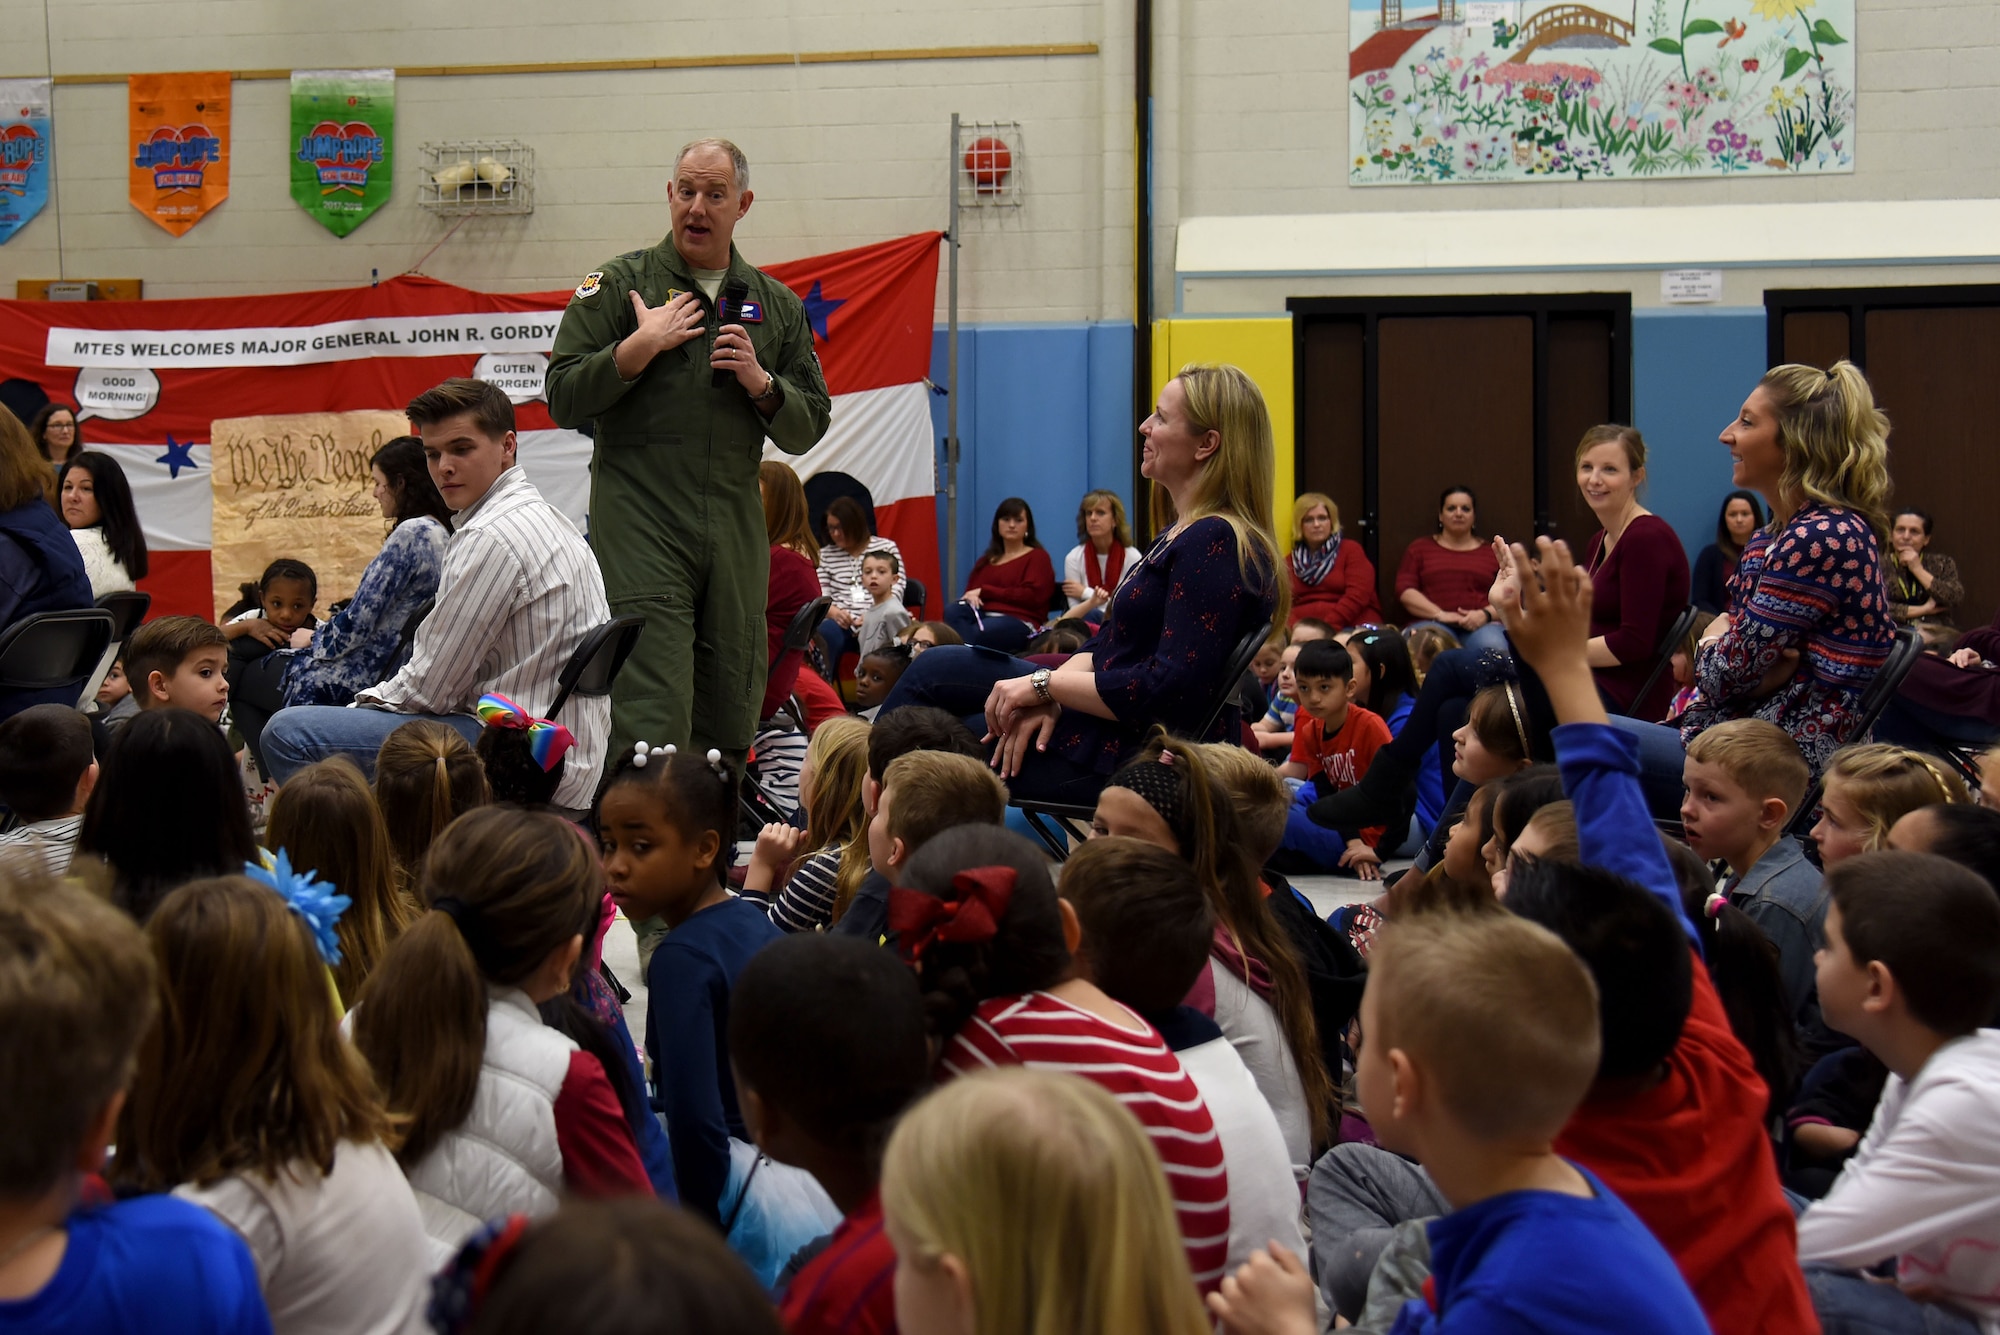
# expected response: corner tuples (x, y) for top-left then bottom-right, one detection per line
(1346, 908), (1706, 1333)
(0, 870), (271, 1333)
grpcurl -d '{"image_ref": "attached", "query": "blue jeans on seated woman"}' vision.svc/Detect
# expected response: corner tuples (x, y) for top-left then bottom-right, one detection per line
(877, 644), (1107, 806)
(943, 602), (1036, 654)
(1805, 1267), (1979, 1335)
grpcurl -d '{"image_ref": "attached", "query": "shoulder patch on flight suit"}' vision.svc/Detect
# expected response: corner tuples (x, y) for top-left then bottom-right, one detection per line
(573, 271), (604, 301)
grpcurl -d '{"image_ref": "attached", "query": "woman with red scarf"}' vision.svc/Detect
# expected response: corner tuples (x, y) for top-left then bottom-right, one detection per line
(1061, 489), (1142, 623)
(1288, 492), (1380, 628)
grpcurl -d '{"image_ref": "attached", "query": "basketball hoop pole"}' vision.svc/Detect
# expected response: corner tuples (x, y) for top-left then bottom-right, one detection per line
(944, 113), (962, 594)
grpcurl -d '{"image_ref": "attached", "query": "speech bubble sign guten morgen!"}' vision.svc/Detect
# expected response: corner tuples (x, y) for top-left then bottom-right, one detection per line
(208, 410), (406, 622)
(129, 71), (230, 237)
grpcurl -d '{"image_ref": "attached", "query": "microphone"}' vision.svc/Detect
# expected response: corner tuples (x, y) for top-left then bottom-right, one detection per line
(713, 275), (751, 387)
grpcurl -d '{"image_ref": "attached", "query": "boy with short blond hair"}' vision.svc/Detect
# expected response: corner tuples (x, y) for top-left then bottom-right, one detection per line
(122, 616), (229, 724)
(1798, 850), (2000, 1331)
(868, 750), (1006, 887)
(1682, 719), (1825, 1029)
(1355, 913), (1705, 1332)
(855, 550), (911, 659)
(0, 868), (270, 1332)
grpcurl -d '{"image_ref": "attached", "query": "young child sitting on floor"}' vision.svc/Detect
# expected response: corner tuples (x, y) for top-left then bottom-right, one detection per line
(113, 875), (431, 1334)
(744, 715), (872, 932)
(881, 1068), (1212, 1335)
(75, 709), (259, 923)
(1680, 719), (1823, 1035)
(896, 824), (1233, 1293)
(95, 657), (137, 734)
(1062, 835), (1309, 1274)
(1277, 639), (1394, 879)
(473, 692), (573, 808)
(1253, 642), (1302, 757)
(0, 705), (96, 877)
(0, 868), (272, 1334)
(729, 933), (929, 1335)
(221, 559), (317, 661)
(1796, 851), (2000, 1334)
(833, 707), (990, 946)
(372, 721), (489, 895)
(124, 616), (230, 724)
(853, 645), (910, 719)
(1811, 743), (1970, 869)
(1336, 910), (1706, 1334)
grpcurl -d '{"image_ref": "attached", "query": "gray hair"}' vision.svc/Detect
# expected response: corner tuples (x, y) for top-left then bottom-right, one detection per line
(675, 137), (749, 191)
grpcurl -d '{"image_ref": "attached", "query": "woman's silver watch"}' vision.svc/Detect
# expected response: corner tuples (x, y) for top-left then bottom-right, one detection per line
(1030, 668), (1053, 704)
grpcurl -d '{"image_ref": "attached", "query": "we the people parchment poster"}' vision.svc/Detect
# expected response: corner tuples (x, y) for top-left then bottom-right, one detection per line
(208, 411), (405, 622)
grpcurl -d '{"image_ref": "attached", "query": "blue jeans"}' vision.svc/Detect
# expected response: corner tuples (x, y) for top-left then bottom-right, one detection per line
(1606, 716), (1691, 820)
(819, 618), (858, 675)
(263, 705), (482, 784)
(944, 602), (1036, 654)
(879, 645), (1107, 805)
(1807, 1267), (1980, 1335)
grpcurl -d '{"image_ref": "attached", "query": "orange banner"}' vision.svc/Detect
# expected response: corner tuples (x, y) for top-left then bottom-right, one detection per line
(128, 72), (230, 236)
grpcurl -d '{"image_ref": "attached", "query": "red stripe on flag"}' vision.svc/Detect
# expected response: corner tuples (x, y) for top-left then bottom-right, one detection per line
(763, 232), (942, 395)
(138, 550), (213, 622)
(874, 495), (942, 615)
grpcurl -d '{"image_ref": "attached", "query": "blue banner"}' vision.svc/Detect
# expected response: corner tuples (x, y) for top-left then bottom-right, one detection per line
(0, 79), (50, 245)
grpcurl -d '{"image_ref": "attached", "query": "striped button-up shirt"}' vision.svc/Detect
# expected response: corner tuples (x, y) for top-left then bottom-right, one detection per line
(358, 464), (610, 808)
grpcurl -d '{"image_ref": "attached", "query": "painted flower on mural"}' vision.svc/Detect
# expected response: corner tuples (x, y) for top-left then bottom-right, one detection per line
(1750, 0), (1813, 19)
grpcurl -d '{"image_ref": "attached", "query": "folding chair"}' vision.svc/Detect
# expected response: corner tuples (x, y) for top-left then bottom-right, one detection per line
(548, 616), (645, 721)
(1785, 627), (1927, 836)
(0, 609), (117, 711)
(1620, 604), (1699, 721)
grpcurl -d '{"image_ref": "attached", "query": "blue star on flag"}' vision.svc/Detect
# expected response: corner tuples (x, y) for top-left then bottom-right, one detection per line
(157, 434), (199, 478)
(802, 280), (846, 342)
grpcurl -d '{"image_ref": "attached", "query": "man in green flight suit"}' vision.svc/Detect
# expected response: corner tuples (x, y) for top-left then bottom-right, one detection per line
(547, 137), (832, 775)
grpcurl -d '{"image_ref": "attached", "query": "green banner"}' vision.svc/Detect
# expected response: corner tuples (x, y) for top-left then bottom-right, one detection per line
(289, 68), (392, 237)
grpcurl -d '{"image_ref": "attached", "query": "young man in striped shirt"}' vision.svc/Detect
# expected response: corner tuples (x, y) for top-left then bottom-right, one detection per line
(262, 378), (611, 811)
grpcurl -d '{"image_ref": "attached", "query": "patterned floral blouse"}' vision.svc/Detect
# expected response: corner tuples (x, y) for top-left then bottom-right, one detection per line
(1679, 504), (1892, 776)
(282, 516), (449, 707)
(1053, 515), (1278, 774)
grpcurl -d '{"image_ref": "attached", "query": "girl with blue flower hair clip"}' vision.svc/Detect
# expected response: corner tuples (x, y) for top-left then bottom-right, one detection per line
(111, 874), (435, 1334)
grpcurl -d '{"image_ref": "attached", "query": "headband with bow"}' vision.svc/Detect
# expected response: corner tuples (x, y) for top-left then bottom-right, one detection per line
(475, 692), (575, 772)
(889, 866), (1018, 965)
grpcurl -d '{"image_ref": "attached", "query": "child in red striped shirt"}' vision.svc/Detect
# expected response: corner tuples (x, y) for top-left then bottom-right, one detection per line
(888, 825), (1233, 1295)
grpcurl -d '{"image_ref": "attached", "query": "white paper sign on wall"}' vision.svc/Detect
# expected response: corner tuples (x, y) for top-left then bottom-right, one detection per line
(1661, 270), (1724, 304)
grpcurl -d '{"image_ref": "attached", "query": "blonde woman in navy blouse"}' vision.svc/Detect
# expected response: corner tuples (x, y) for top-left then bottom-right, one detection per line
(879, 363), (1284, 805)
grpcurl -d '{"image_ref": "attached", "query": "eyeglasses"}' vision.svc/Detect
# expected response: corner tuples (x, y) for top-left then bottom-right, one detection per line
(46, 421), (74, 433)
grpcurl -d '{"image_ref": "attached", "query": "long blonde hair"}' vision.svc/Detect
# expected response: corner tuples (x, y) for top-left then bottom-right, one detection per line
(802, 716), (872, 922)
(1155, 363), (1289, 626)
(881, 1068), (1211, 1335)
(1758, 361), (1893, 540)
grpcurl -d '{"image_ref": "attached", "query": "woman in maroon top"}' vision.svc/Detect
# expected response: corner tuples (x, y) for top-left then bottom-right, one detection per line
(1288, 492), (1380, 628)
(1396, 485), (1502, 651)
(946, 497), (1057, 653)
(758, 462), (822, 721)
(1574, 425), (1690, 720)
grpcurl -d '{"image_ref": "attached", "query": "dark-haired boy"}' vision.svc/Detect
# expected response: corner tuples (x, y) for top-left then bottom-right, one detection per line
(730, 933), (929, 1335)
(1277, 638), (1392, 878)
(1061, 836), (1309, 1276)
(0, 706), (96, 876)
(123, 616), (229, 725)
(831, 706), (986, 945)
(0, 869), (272, 1333)
(1796, 851), (2000, 1332)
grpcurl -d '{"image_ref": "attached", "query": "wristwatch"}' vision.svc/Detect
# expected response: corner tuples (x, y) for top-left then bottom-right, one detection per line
(751, 371), (780, 405)
(1029, 668), (1053, 704)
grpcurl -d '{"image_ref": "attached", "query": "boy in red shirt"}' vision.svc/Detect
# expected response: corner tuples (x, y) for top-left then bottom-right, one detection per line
(1278, 638), (1394, 879)
(730, 933), (931, 1335)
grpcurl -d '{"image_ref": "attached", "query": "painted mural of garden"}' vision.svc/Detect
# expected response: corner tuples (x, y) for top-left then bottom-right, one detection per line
(1347, 0), (1855, 183)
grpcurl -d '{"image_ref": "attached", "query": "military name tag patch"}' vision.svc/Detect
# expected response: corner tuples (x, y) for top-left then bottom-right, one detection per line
(573, 271), (603, 300)
(737, 301), (764, 323)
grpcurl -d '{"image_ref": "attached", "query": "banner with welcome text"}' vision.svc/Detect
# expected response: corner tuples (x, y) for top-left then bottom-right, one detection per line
(0, 230), (944, 621)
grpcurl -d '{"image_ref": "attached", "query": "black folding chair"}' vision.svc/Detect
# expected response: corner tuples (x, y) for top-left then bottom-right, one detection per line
(0, 609), (116, 701)
(902, 576), (927, 620)
(1785, 627), (1927, 836)
(77, 591), (151, 708)
(1619, 604), (1700, 721)
(1016, 618), (1274, 861)
(548, 616), (645, 721)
